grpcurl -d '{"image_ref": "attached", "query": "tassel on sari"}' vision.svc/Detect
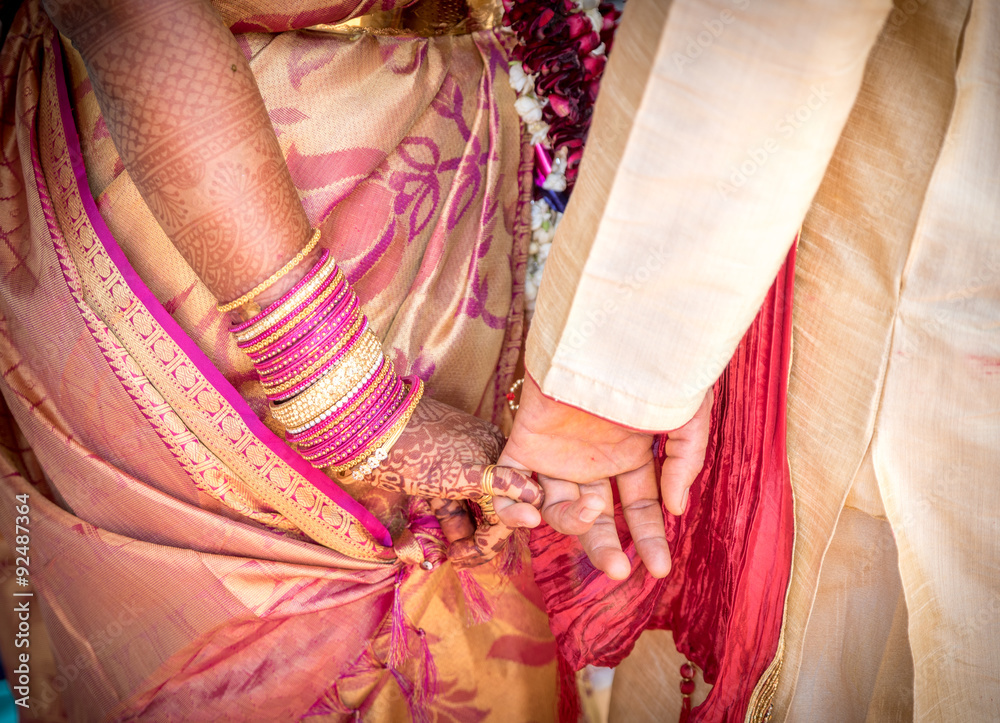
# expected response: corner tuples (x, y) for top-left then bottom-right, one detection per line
(390, 667), (432, 723)
(387, 567), (410, 669)
(456, 568), (493, 625)
(414, 628), (439, 711)
(556, 651), (582, 723)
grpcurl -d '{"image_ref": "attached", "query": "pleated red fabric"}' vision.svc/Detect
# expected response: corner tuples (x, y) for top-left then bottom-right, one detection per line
(529, 244), (797, 722)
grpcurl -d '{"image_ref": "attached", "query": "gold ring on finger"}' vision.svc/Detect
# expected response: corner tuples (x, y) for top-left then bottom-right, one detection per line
(478, 494), (497, 519)
(481, 464), (497, 497)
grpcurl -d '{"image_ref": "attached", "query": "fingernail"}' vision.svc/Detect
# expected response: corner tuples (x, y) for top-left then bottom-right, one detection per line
(580, 506), (601, 523)
(680, 489), (690, 514)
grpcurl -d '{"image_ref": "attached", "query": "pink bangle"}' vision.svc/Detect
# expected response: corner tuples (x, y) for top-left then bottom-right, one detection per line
(285, 358), (393, 445)
(255, 300), (361, 381)
(254, 295), (360, 375)
(243, 284), (353, 363)
(301, 377), (404, 461)
(236, 271), (346, 350)
(309, 376), (418, 468)
(302, 380), (407, 465)
(325, 376), (423, 474)
(229, 250), (332, 334)
(265, 321), (371, 403)
(298, 381), (405, 463)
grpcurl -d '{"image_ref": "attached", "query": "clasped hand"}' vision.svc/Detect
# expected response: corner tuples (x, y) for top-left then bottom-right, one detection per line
(498, 377), (712, 580)
(367, 379), (710, 577)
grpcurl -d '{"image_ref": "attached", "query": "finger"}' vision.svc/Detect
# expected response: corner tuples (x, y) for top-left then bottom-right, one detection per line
(661, 389), (713, 515)
(540, 476), (607, 535)
(448, 536), (492, 567)
(473, 519), (515, 558)
(616, 462), (670, 578)
(660, 437), (704, 514)
(448, 519), (515, 568)
(429, 497), (474, 543)
(576, 479), (630, 580)
(494, 496), (542, 529)
(489, 466), (544, 508)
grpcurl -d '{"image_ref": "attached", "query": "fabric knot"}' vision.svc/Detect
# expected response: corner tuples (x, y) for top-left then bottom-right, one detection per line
(393, 529), (426, 566)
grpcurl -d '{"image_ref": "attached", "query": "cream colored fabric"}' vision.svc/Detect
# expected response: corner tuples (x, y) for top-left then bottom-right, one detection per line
(525, 0), (892, 431)
(784, 506), (914, 721)
(608, 629), (712, 721)
(531, 0), (1000, 719)
(609, 503), (915, 723)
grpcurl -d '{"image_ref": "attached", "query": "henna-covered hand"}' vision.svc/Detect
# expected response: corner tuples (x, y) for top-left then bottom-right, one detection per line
(424, 497), (519, 568)
(360, 397), (542, 565)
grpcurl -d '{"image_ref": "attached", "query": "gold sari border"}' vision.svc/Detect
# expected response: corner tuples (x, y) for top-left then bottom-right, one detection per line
(38, 32), (395, 563)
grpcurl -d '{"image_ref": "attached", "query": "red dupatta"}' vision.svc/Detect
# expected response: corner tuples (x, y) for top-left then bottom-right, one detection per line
(529, 244), (796, 722)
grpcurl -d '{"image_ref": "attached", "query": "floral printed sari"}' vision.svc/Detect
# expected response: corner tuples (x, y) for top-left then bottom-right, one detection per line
(0, 0), (797, 720)
(0, 0), (557, 719)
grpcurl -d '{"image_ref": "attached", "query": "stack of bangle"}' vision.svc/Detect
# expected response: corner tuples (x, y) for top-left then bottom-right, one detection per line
(222, 235), (423, 481)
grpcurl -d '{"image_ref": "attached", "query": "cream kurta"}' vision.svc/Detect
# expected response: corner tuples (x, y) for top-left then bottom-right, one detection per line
(526, 0), (1000, 720)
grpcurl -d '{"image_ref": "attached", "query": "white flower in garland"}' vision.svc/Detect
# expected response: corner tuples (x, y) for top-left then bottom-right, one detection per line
(508, 61), (533, 94)
(541, 147), (569, 193)
(524, 198), (562, 321)
(513, 92), (543, 123)
(509, 62), (552, 146)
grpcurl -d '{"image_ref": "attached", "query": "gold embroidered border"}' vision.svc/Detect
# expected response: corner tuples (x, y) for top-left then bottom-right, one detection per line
(38, 46), (393, 563)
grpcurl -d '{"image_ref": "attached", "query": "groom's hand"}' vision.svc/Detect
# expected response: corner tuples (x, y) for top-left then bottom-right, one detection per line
(498, 376), (661, 579)
(497, 376), (712, 580)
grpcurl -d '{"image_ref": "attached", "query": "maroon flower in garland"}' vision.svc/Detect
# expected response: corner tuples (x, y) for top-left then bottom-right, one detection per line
(503, 0), (622, 188)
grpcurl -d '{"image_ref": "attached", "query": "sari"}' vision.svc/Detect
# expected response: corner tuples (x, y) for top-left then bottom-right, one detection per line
(0, 0), (558, 720)
(0, 0), (801, 720)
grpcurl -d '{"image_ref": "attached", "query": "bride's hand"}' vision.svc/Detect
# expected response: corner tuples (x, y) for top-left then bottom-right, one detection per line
(366, 397), (543, 564)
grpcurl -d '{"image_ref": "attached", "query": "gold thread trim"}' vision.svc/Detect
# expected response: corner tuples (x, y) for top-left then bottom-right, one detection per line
(216, 228), (321, 312)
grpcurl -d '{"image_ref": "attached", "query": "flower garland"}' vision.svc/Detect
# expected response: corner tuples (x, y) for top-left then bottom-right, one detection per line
(502, 0), (623, 317)
(503, 0), (621, 190)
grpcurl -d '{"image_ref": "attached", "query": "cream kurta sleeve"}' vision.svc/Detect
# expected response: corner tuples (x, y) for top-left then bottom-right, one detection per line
(525, 0), (892, 430)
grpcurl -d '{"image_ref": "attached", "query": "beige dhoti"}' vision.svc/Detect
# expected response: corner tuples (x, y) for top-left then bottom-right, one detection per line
(526, 0), (1000, 719)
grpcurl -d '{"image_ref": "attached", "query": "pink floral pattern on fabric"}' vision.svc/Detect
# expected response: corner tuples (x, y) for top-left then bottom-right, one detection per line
(0, 2), (556, 719)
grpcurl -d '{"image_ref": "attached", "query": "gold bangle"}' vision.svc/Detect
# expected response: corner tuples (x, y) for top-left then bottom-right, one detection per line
(271, 332), (383, 430)
(293, 362), (393, 445)
(284, 352), (386, 435)
(233, 258), (341, 343)
(273, 337), (382, 431)
(262, 314), (365, 398)
(216, 228), (322, 313)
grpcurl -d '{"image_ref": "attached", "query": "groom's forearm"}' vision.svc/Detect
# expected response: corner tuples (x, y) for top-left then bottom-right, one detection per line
(526, 0), (892, 431)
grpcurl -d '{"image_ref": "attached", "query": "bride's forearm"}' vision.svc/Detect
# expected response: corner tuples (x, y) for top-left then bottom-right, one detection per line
(43, 0), (316, 312)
